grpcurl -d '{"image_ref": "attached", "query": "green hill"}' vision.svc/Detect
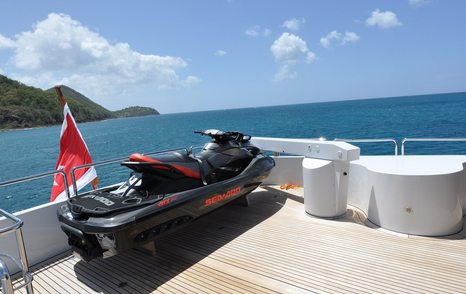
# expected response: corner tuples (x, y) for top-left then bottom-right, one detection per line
(0, 75), (64, 129)
(46, 85), (116, 121)
(113, 106), (159, 118)
(0, 74), (159, 130)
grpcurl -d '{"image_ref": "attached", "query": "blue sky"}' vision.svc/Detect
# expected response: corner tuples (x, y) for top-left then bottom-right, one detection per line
(0, 0), (465, 113)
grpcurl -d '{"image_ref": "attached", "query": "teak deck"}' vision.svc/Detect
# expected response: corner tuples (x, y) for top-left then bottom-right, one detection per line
(9, 187), (466, 293)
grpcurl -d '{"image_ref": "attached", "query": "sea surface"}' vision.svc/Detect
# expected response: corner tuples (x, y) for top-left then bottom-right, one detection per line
(1, 92), (466, 212)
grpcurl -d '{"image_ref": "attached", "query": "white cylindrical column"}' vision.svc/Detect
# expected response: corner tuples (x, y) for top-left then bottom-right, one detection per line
(303, 158), (347, 218)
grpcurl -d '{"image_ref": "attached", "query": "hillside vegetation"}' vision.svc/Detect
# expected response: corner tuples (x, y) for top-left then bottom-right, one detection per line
(0, 75), (159, 130)
(113, 106), (159, 117)
(46, 85), (115, 121)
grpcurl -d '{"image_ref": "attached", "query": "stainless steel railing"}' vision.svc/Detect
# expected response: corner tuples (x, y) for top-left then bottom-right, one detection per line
(0, 170), (70, 293)
(0, 209), (34, 294)
(334, 138), (398, 156)
(0, 170), (70, 199)
(401, 138), (466, 156)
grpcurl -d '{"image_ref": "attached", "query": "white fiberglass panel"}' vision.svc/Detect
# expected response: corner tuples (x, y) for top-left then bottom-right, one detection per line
(348, 155), (466, 236)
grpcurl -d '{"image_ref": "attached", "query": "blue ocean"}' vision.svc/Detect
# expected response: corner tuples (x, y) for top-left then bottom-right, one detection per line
(1, 92), (466, 212)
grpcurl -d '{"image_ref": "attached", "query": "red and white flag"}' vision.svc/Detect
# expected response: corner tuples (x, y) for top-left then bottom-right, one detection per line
(51, 103), (98, 202)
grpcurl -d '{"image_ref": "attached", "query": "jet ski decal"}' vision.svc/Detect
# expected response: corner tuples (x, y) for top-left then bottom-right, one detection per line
(157, 198), (172, 207)
(205, 186), (241, 207)
(81, 194), (115, 206)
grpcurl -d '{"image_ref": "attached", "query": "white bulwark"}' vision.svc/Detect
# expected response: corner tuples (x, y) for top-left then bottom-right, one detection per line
(255, 137), (466, 236)
(1, 135), (466, 293)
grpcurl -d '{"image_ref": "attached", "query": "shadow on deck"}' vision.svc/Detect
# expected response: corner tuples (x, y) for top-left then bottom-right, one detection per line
(72, 189), (287, 293)
(12, 187), (466, 293)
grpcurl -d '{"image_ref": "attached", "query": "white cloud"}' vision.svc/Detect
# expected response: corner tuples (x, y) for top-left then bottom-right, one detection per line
(245, 26), (260, 37)
(270, 32), (315, 81)
(320, 31), (342, 48)
(271, 33), (315, 64)
(409, 0), (430, 7)
(320, 31), (359, 48)
(3, 13), (199, 99)
(281, 18), (305, 31)
(182, 75), (202, 87)
(245, 25), (271, 37)
(214, 49), (227, 57)
(274, 64), (296, 81)
(263, 28), (272, 37)
(342, 32), (360, 45)
(366, 9), (402, 29)
(306, 52), (316, 63)
(0, 34), (16, 49)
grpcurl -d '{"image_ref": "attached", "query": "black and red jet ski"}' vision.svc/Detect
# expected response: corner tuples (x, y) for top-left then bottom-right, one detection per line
(57, 130), (275, 261)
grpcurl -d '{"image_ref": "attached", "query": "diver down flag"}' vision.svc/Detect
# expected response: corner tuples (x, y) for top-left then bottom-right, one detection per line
(51, 103), (98, 202)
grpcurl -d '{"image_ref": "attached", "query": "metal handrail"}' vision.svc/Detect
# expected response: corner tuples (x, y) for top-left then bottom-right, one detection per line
(0, 212), (22, 236)
(334, 138), (398, 156)
(0, 170), (70, 293)
(401, 138), (466, 156)
(70, 147), (190, 197)
(0, 170), (70, 200)
(0, 209), (34, 294)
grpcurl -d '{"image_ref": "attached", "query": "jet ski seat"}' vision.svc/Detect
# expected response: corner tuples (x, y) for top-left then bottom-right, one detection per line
(128, 153), (202, 180)
(120, 152), (205, 195)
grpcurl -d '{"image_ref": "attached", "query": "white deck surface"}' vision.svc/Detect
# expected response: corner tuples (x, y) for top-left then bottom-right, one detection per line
(6, 187), (466, 294)
(353, 155), (466, 175)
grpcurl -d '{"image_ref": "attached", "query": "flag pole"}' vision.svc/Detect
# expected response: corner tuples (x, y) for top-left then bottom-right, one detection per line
(54, 85), (67, 109)
(50, 85), (99, 202)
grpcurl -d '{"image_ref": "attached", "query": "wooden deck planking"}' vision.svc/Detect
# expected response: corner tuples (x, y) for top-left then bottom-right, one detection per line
(123, 251), (271, 294)
(129, 251), (274, 294)
(5, 187), (466, 294)
(79, 252), (179, 294)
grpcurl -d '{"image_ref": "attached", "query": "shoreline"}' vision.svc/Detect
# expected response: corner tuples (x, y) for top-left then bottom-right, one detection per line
(0, 113), (161, 133)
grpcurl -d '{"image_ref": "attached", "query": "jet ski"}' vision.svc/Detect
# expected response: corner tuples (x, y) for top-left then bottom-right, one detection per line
(57, 130), (275, 261)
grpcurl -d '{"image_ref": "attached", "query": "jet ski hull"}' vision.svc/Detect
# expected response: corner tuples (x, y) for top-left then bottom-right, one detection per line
(58, 156), (274, 261)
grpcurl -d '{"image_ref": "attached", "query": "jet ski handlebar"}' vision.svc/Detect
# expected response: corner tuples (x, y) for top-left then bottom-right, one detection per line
(194, 129), (251, 143)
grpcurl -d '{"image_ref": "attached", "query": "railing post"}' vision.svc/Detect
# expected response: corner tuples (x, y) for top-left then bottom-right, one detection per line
(16, 228), (33, 294)
(0, 209), (34, 293)
(401, 138), (407, 156)
(0, 258), (14, 294)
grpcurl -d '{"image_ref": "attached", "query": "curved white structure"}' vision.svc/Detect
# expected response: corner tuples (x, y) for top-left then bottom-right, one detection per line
(348, 156), (466, 236)
(254, 136), (466, 236)
(251, 137), (360, 219)
(303, 158), (349, 218)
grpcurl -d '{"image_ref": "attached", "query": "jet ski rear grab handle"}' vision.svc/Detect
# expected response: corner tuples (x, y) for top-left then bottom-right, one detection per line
(69, 147), (198, 198)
